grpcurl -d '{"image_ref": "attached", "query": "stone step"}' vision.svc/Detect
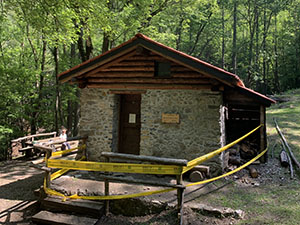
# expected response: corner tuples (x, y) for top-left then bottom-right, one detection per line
(32, 210), (98, 225)
(41, 196), (104, 217)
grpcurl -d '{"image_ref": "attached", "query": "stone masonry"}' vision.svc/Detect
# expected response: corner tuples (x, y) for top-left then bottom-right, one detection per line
(79, 89), (117, 160)
(140, 90), (223, 174)
(79, 88), (223, 173)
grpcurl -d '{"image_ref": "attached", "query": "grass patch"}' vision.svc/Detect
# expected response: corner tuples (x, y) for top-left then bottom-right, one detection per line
(267, 88), (300, 160)
(197, 89), (300, 225)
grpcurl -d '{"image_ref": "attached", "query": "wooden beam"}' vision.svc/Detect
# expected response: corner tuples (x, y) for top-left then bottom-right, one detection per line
(260, 105), (266, 162)
(87, 83), (212, 90)
(101, 66), (155, 72)
(79, 49), (138, 78)
(108, 90), (147, 94)
(87, 78), (211, 84)
(140, 45), (235, 87)
(115, 61), (154, 67)
(11, 132), (57, 143)
(172, 72), (204, 78)
(274, 118), (300, 169)
(101, 152), (188, 166)
(60, 44), (138, 83)
(127, 55), (167, 61)
(87, 71), (154, 78)
(96, 174), (186, 189)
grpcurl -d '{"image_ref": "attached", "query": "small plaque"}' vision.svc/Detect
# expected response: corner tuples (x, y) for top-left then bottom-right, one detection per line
(129, 113), (136, 123)
(162, 113), (180, 124)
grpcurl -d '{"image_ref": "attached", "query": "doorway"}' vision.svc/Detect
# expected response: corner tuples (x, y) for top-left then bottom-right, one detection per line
(118, 94), (141, 155)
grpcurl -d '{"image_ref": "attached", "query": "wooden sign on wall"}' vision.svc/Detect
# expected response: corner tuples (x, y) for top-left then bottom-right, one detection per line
(162, 113), (180, 124)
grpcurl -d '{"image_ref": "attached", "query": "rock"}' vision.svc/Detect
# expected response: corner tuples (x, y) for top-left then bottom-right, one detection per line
(184, 202), (245, 219)
(110, 198), (167, 216)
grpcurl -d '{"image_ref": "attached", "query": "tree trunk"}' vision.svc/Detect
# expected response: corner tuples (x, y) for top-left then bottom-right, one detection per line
(262, 6), (267, 94)
(102, 32), (110, 53)
(221, 1), (225, 69)
(231, 0), (237, 74)
(53, 46), (62, 133)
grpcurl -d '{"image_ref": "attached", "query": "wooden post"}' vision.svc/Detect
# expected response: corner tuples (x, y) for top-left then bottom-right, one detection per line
(104, 156), (110, 215)
(44, 149), (52, 189)
(82, 137), (88, 159)
(176, 174), (184, 225)
(260, 105), (266, 162)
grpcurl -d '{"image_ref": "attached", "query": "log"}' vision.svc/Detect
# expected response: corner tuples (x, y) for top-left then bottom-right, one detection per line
(86, 83), (211, 90)
(279, 150), (289, 167)
(247, 166), (258, 178)
(87, 78), (210, 84)
(189, 171), (204, 182)
(101, 152), (188, 166)
(281, 140), (294, 179)
(189, 165), (210, 177)
(274, 118), (300, 169)
(96, 174), (185, 189)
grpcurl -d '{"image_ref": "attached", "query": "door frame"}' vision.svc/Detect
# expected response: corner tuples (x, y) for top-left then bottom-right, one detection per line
(118, 94), (141, 155)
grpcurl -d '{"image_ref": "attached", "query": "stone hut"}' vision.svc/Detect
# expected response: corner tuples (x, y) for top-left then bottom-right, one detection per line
(58, 34), (274, 173)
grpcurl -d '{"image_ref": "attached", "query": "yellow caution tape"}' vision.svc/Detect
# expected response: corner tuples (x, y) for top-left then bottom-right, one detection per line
(51, 145), (86, 157)
(44, 147), (268, 201)
(43, 124), (266, 201)
(51, 169), (70, 181)
(50, 156), (87, 181)
(186, 147), (268, 187)
(47, 159), (183, 175)
(182, 124), (263, 173)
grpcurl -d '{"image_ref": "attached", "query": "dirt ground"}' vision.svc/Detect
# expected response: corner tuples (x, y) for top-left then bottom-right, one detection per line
(0, 159), (43, 225)
(0, 150), (295, 225)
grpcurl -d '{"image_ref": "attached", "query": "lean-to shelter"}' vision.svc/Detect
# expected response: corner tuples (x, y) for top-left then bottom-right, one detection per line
(58, 33), (275, 173)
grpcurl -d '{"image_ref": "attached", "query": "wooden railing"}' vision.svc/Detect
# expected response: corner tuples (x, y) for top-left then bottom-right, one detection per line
(11, 132), (57, 158)
(100, 152), (187, 219)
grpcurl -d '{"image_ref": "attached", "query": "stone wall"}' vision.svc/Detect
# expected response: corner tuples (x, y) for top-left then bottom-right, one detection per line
(140, 90), (223, 174)
(79, 88), (224, 173)
(79, 89), (118, 160)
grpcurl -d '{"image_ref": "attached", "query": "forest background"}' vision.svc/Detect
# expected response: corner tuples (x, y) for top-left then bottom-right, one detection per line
(0, 0), (299, 160)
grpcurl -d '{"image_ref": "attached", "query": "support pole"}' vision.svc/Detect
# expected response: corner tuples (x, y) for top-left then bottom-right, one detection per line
(104, 156), (110, 215)
(176, 174), (184, 225)
(260, 105), (266, 162)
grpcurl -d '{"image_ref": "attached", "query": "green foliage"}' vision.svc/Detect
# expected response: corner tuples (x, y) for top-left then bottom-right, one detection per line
(0, 0), (300, 160)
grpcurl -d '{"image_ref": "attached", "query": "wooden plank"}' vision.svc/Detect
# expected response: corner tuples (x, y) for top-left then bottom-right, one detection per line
(18, 146), (34, 152)
(83, 50), (138, 76)
(42, 197), (104, 217)
(108, 90), (147, 95)
(101, 152), (188, 166)
(260, 105), (266, 162)
(60, 44), (138, 83)
(140, 44), (235, 87)
(87, 78), (211, 84)
(87, 71), (154, 78)
(102, 66), (155, 72)
(11, 132), (57, 143)
(176, 174), (184, 225)
(31, 211), (98, 225)
(114, 61), (154, 67)
(87, 83), (212, 90)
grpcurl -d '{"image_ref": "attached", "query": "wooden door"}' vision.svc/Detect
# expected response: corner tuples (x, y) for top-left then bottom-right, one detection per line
(118, 94), (141, 155)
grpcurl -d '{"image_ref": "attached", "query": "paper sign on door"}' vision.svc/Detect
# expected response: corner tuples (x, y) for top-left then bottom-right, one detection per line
(129, 113), (136, 123)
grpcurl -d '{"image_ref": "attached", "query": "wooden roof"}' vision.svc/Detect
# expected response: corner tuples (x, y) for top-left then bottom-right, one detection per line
(58, 33), (275, 106)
